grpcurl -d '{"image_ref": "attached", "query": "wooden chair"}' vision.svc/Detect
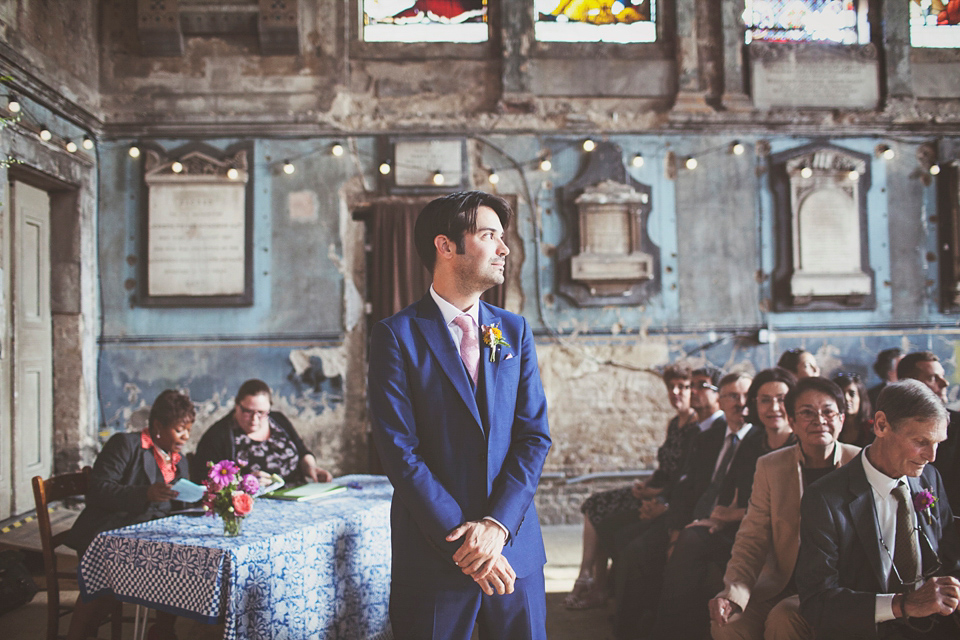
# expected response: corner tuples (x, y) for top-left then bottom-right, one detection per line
(32, 468), (121, 640)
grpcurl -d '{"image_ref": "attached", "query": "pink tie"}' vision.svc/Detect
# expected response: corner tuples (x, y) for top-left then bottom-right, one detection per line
(453, 314), (479, 385)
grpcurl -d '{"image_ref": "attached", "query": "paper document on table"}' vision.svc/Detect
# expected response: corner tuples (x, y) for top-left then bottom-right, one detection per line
(170, 478), (206, 503)
(266, 482), (347, 502)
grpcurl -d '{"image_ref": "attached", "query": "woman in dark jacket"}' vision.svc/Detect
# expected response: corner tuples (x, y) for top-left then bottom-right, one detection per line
(66, 389), (195, 640)
(192, 379), (331, 486)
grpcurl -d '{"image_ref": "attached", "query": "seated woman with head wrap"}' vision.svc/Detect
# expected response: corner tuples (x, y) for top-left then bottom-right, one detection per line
(65, 389), (196, 640)
(192, 379), (332, 487)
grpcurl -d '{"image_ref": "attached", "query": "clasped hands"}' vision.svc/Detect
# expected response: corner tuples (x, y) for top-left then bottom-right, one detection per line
(446, 520), (515, 596)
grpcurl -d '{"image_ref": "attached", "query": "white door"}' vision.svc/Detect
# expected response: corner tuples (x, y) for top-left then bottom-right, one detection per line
(10, 181), (53, 514)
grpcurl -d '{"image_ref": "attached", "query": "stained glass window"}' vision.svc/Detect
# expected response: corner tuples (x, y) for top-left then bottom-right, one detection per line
(910, 0), (960, 48)
(534, 0), (657, 43)
(362, 0), (488, 42)
(743, 0), (870, 44)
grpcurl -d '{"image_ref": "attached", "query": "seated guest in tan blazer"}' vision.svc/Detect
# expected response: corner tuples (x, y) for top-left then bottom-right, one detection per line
(710, 377), (861, 640)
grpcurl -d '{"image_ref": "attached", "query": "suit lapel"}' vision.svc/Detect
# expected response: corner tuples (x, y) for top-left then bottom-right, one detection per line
(413, 295), (483, 431)
(142, 447), (160, 485)
(478, 303), (502, 432)
(846, 459), (889, 591)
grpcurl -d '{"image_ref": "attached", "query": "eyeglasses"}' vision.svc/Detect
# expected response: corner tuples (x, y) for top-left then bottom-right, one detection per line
(237, 404), (270, 420)
(795, 407), (841, 423)
(757, 395), (787, 407)
(833, 372), (861, 383)
(696, 382), (718, 391)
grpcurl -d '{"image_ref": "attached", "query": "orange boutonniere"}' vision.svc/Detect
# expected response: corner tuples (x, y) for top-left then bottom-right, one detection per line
(481, 324), (510, 362)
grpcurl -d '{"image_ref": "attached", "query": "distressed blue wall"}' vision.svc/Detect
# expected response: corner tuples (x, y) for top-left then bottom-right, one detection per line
(96, 132), (960, 477)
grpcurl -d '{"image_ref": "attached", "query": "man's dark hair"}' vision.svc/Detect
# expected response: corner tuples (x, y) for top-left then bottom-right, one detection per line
(692, 366), (723, 389)
(785, 376), (845, 419)
(896, 351), (940, 382)
(876, 379), (947, 430)
(663, 363), (692, 385)
(236, 378), (272, 405)
(873, 347), (904, 378)
(414, 191), (513, 273)
(747, 367), (798, 425)
(149, 389), (196, 430)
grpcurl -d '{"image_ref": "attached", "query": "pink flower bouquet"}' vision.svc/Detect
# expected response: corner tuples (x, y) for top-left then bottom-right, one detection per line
(202, 459), (259, 536)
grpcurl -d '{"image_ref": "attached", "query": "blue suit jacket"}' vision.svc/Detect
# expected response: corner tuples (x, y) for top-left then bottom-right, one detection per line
(368, 294), (552, 581)
(797, 452), (960, 640)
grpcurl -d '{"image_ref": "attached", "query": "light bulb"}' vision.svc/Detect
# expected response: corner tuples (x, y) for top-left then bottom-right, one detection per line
(731, 142), (745, 156)
(66, 141), (78, 153)
(685, 156), (698, 170)
(227, 168), (239, 180)
(282, 160), (295, 175)
(582, 139), (596, 152)
(171, 161), (183, 173)
(930, 164), (941, 176)
(847, 170), (859, 181)
(331, 143), (344, 157)
(631, 154), (644, 168)
(379, 162), (391, 175)
(7, 97), (20, 113)
(432, 171), (445, 186)
(882, 147), (895, 160)
(82, 136), (94, 150)
(488, 171), (500, 185)
(39, 126), (52, 141)
(128, 146), (141, 158)
(539, 158), (552, 172)
(800, 166), (813, 179)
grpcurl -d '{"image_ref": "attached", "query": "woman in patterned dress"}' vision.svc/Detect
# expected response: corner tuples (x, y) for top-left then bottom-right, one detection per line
(563, 363), (699, 609)
(192, 379), (332, 487)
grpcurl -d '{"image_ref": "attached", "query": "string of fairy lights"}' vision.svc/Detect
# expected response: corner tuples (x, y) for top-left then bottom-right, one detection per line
(2, 93), (95, 157)
(1, 86), (948, 181)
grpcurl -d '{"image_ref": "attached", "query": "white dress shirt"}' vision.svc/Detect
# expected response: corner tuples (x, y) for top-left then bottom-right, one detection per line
(430, 285), (480, 347)
(861, 448), (921, 623)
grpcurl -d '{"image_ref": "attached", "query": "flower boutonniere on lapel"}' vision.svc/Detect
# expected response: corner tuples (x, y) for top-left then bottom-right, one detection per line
(481, 323), (510, 363)
(913, 489), (938, 526)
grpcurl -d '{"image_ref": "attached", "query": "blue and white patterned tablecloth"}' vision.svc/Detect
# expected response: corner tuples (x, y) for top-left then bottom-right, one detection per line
(78, 474), (394, 640)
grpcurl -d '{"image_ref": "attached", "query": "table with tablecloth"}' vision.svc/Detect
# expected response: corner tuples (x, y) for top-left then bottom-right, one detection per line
(78, 474), (394, 640)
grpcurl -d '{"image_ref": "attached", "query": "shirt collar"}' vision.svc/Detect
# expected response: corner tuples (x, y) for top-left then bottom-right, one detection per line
(430, 284), (479, 328)
(729, 422), (754, 441)
(699, 409), (724, 432)
(862, 445), (905, 496)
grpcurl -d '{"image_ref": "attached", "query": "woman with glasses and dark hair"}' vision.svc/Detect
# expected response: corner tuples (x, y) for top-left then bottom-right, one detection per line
(832, 372), (874, 447)
(192, 379), (332, 486)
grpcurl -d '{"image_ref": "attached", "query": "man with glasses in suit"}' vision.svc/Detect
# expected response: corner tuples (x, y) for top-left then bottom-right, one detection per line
(797, 380), (960, 640)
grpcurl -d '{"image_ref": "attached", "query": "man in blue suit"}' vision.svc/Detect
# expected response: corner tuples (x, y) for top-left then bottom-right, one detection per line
(368, 191), (552, 640)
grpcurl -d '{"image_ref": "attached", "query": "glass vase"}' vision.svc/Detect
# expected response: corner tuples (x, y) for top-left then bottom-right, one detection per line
(222, 514), (243, 537)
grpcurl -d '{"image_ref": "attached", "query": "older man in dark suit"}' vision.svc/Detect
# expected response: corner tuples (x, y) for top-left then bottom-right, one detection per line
(797, 380), (960, 640)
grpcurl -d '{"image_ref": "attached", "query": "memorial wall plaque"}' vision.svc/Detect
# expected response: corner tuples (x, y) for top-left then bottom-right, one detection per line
(392, 139), (465, 190)
(556, 141), (660, 307)
(141, 143), (253, 307)
(776, 146), (873, 308)
(750, 42), (879, 110)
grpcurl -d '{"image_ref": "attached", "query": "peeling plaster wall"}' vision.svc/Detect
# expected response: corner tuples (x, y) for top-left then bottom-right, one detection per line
(0, 0), (100, 113)
(93, 131), (960, 524)
(5, 1), (960, 524)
